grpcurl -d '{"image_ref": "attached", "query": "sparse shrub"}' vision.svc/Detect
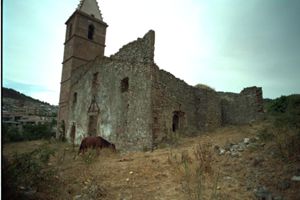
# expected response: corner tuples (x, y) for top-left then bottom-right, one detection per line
(56, 147), (67, 164)
(142, 146), (151, 152)
(81, 149), (98, 165)
(168, 142), (218, 200)
(3, 146), (56, 199)
(3, 122), (56, 143)
(162, 131), (181, 148)
(273, 127), (300, 161)
(210, 171), (220, 200)
(193, 142), (213, 174)
(269, 96), (288, 113)
(3, 124), (24, 143)
(257, 128), (274, 142)
(267, 95), (300, 129)
(194, 83), (215, 91)
(193, 142), (218, 200)
(185, 127), (200, 137)
(167, 150), (181, 167)
(195, 166), (204, 200)
(99, 148), (117, 157)
(23, 122), (55, 141)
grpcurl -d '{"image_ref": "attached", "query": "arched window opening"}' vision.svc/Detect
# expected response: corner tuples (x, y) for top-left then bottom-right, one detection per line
(88, 24), (95, 40)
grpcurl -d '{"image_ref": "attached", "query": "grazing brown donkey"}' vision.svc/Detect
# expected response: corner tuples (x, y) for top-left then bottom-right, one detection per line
(78, 136), (116, 154)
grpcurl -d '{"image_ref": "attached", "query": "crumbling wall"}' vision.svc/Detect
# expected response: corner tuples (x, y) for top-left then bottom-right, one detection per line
(150, 65), (223, 146)
(219, 87), (264, 124)
(151, 67), (197, 145)
(110, 30), (155, 64)
(63, 28), (264, 151)
(194, 88), (222, 131)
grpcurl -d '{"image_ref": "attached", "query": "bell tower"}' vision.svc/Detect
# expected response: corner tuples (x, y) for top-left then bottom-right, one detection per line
(57, 0), (108, 139)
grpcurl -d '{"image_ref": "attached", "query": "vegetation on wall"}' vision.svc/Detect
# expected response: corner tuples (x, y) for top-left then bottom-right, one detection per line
(194, 83), (215, 91)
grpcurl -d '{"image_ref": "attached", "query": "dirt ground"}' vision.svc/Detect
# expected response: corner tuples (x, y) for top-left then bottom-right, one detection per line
(3, 121), (300, 200)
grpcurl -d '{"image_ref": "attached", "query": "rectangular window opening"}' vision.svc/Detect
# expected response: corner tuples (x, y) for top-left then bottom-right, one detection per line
(121, 77), (129, 93)
(92, 72), (99, 87)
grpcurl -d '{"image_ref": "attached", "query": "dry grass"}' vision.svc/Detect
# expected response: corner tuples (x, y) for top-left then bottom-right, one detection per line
(3, 122), (300, 200)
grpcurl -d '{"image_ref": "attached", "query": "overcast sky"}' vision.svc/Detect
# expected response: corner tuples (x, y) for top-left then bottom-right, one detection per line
(3, 0), (300, 105)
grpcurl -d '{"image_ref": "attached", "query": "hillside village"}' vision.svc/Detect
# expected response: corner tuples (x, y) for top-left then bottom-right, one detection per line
(2, 87), (58, 131)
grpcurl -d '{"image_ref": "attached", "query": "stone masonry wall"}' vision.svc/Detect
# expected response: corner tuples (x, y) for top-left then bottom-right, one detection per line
(63, 28), (264, 151)
(110, 30), (155, 64)
(66, 30), (156, 151)
(151, 67), (198, 145)
(68, 57), (153, 151)
(150, 66), (222, 145)
(194, 88), (222, 131)
(219, 86), (264, 125)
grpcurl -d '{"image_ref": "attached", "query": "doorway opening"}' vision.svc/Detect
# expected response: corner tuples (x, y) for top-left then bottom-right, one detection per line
(172, 111), (185, 132)
(172, 113), (179, 132)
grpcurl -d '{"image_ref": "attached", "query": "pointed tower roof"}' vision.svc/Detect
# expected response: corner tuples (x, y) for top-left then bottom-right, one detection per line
(77, 0), (103, 21)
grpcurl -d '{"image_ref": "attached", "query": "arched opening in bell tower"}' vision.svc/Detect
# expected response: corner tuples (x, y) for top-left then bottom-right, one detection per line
(88, 24), (95, 40)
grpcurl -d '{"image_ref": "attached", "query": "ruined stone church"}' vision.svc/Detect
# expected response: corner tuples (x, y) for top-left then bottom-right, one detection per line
(57, 0), (263, 151)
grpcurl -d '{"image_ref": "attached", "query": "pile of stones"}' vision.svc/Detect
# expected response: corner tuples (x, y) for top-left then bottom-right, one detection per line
(214, 137), (263, 158)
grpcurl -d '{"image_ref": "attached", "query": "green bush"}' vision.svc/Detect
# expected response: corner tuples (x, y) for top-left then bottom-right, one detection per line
(257, 128), (274, 142)
(194, 83), (215, 91)
(3, 146), (56, 199)
(267, 95), (300, 129)
(23, 122), (55, 140)
(273, 127), (300, 161)
(3, 124), (25, 143)
(269, 96), (288, 113)
(3, 122), (56, 143)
